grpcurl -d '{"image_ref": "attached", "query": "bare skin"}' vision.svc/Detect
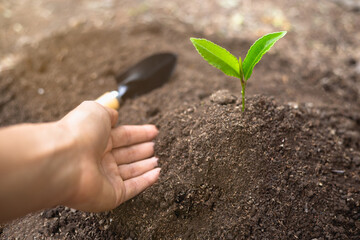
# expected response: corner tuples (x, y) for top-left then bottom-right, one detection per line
(0, 101), (160, 223)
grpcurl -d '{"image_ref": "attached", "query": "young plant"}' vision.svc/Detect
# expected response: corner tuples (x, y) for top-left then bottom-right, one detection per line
(190, 31), (287, 111)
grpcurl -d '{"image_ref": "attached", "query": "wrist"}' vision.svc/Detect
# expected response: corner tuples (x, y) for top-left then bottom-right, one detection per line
(0, 122), (81, 221)
(46, 121), (81, 207)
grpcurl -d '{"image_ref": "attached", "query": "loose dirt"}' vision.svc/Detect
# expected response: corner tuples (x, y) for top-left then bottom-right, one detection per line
(113, 91), (360, 239)
(0, 0), (360, 239)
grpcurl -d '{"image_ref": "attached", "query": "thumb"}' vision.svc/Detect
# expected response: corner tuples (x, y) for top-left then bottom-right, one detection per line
(102, 106), (119, 127)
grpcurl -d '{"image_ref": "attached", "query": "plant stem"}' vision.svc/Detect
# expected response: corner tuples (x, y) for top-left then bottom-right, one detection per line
(238, 57), (246, 112)
(241, 83), (245, 112)
(239, 73), (246, 112)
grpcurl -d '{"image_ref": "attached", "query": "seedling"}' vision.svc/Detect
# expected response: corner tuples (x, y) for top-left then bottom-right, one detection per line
(190, 31), (287, 111)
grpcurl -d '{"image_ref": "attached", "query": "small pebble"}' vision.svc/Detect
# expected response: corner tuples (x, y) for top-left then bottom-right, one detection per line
(353, 156), (360, 166)
(287, 102), (298, 109)
(4, 9), (12, 18)
(37, 88), (45, 95)
(210, 90), (237, 105)
(13, 23), (23, 33)
(331, 169), (345, 174)
(355, 220), (360, 229)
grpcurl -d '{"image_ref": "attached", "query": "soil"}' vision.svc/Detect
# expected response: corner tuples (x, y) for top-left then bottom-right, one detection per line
(1, 0), (360, 239)
(114, 92), (360, 239)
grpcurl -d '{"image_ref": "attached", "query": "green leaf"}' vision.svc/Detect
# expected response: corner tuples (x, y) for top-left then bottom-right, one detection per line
(190, 38), (240, 78)
(242, 31), (287, 81)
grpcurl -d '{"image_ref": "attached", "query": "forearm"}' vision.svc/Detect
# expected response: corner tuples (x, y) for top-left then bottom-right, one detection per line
(0, 122), (78, 222)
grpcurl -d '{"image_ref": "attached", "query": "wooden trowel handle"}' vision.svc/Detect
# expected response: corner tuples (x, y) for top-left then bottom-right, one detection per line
(95, 91), (120, 110)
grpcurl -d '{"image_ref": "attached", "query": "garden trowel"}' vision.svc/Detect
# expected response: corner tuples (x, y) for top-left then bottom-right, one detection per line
(96, 53), (177, 109)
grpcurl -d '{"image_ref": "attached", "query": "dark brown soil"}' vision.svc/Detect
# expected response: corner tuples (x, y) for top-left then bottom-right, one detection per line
(113, 91), (360, 239)
(1, 2), (360, 239)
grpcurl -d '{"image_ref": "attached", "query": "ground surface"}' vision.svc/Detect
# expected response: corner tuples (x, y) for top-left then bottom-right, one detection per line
(0, 0), (360, 239)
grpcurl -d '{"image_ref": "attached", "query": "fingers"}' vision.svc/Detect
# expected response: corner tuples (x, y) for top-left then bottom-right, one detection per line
(112, 142), (155, 165)
(118, 157), (158, 180)
(123, 168), (161, 202)
(111, 125), (158, 148)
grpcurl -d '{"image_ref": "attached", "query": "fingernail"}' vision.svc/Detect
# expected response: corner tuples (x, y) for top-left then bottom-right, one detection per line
(146, 125), (159, 134)
(153, 157), (159, 166)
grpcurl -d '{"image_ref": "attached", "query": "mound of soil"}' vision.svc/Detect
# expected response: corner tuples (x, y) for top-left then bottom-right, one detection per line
(111, 90), (360, 239)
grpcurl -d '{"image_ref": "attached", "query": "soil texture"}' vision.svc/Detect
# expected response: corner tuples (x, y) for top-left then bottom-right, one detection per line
(113, 91), (360, 239)
(1, 0), (360, 239)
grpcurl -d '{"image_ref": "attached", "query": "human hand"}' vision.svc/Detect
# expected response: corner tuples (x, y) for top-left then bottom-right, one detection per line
(58, 101), (160, 212)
